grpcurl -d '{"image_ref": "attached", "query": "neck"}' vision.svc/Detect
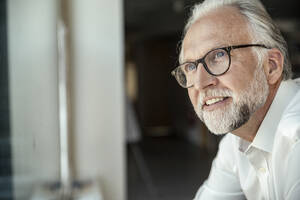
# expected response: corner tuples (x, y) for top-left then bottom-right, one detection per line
(232, 80), (281, 142)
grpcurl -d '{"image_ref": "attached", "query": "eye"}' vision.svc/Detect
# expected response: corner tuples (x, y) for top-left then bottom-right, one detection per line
(207, 49), (227, 63)
(216, 51), (225, 58)
(184, 63), (197, 72)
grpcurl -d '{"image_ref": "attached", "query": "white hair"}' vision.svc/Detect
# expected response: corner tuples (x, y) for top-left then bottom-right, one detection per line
(179, 0), (293, 80)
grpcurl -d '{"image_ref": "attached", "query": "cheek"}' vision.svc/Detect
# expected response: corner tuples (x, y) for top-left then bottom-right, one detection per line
(226, 62), (256, 91)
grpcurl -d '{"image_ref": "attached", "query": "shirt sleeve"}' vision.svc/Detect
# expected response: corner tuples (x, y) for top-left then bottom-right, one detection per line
(194, 135), (245, 200)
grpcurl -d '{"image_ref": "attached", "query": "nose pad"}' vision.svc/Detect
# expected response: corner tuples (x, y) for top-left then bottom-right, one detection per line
(193, 64), (218, 90)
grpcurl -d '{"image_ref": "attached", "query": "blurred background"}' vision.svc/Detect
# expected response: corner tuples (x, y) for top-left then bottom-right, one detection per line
(124, 0), (300, 200)
(0, 0), (299, 200)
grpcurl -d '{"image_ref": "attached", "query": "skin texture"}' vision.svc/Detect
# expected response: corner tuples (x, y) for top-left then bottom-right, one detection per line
(182, 6), (283, 142)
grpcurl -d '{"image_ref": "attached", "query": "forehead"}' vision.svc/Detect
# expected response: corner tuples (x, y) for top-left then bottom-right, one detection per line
(183, 6), (252, 60)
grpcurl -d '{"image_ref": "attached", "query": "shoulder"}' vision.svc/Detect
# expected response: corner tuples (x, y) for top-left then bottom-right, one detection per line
(277, 79), (300, 140)
(272, 79), (300, 172)
(272, 88), (300, 197)
(278, 96), (300, 141)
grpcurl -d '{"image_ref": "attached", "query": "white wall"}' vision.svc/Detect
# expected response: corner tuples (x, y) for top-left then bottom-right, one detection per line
(8, 0), (60, 199)
(69, 0), (125, 200)
(8, 0), (125, 199)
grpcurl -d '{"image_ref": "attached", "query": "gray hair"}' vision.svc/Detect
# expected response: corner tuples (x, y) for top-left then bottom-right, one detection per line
(179, 0), (292, 80)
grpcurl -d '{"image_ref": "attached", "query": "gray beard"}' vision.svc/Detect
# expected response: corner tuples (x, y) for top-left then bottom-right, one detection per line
(195, 65), (269, 135)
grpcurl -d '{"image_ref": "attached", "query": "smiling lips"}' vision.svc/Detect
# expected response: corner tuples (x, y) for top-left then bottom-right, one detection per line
(205, 97), (226, 105)
(203, 96), (230, 108)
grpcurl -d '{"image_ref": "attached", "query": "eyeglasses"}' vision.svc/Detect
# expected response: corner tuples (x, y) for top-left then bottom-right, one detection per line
(171, 44), (270, 88)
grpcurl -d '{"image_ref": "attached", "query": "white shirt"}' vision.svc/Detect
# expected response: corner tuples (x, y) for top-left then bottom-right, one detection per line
(194, 79), (300, 200)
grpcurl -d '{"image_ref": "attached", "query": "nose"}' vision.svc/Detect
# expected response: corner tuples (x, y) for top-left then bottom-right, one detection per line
(193, 63), (218, 90)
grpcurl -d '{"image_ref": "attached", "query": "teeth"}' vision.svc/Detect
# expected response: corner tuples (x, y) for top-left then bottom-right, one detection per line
(205, 97), (225, 105)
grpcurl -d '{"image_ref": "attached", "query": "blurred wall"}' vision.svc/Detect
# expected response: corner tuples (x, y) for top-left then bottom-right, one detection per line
(8, 0), (125, 199)
(69, 0), (125, 200)
(8, 0), (60, 199)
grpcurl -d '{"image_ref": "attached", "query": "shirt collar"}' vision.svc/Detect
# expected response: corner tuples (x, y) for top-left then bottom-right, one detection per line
(239, 79), (299, 154)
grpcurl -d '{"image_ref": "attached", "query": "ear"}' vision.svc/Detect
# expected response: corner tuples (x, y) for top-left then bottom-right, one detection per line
(264, 48), (284, 85)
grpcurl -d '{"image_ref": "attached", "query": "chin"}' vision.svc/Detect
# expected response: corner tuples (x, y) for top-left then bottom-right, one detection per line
(200, 103), (251, 135)
(205, 122), (233, 135)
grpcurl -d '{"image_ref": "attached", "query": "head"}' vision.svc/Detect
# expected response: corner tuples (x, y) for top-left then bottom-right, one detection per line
(180, 0), (292, 80)
(178, 0), (292, 135)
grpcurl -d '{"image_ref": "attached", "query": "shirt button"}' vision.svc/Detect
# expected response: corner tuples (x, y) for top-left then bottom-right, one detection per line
(259, 167), (266, 173)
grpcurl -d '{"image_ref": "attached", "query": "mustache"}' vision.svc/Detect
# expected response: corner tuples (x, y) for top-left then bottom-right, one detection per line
(198, 88), (233, 106)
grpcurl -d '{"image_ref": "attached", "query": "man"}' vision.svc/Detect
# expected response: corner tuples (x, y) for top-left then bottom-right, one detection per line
(171, 0), (300, 199)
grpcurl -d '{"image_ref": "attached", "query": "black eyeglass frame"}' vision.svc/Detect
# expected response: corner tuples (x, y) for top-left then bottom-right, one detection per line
(171, 44), (271, 88)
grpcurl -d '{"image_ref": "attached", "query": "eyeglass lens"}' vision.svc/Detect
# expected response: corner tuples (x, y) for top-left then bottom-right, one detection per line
(175, 48), (230, 88)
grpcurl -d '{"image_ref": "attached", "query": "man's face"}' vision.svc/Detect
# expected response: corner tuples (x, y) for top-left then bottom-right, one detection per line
(182, 7), (269, 134)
